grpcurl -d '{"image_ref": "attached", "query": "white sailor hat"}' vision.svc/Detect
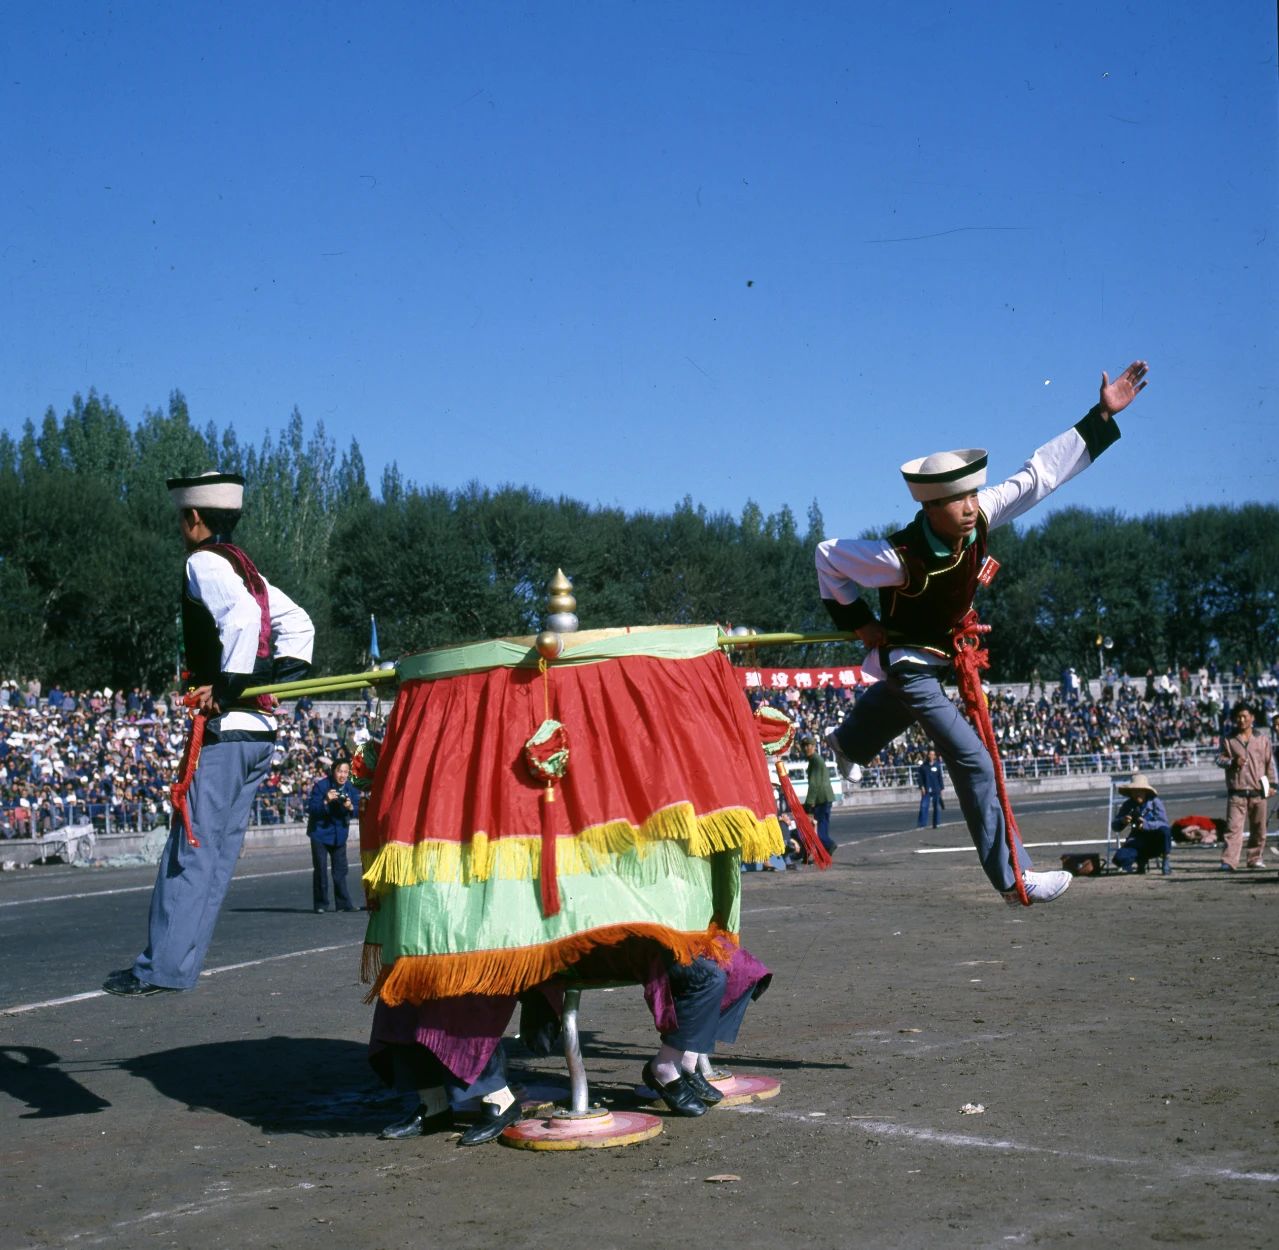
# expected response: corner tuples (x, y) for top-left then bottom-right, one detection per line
(166, 470), (244, 511)
(899, 448), (988, 502)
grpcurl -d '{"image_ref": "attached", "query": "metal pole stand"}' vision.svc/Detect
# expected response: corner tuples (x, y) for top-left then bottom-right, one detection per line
(501, 986), (664, 1150)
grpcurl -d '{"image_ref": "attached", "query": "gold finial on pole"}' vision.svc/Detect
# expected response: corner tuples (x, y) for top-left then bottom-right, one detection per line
(545, 567), (579, 634)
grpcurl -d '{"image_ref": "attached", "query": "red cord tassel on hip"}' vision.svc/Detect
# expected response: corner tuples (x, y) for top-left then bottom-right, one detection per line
(170, 696), (207, 849)
(951, 611), (1029, 906)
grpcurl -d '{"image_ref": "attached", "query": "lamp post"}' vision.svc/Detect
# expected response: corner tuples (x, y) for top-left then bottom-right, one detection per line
(1096, 634), (1114, 682)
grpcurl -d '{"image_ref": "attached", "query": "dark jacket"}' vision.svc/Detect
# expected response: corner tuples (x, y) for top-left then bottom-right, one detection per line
(306, 776), (360, 845)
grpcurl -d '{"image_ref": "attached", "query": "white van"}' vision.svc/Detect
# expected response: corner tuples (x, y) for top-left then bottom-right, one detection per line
(771, 757), (844, 809)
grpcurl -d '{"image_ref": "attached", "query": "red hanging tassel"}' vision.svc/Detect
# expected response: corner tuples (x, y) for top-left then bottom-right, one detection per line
(170, 697), (207, 849)
(951, 611), (1028, 905)
(539, 782), (561, 917)
(776, 760), (832, 869)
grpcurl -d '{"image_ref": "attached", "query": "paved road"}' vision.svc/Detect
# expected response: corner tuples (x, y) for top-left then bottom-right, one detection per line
(2, 781), (1220, 1014)
(2, 780), (1273, 1250)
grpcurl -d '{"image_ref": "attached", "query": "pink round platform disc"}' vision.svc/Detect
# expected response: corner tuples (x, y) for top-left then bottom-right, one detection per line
(502, 1107), (663, 1150)
(707, 1071), (781, 1107)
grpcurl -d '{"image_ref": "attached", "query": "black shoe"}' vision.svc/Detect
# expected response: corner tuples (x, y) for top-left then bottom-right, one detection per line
(378, 1104), (453, 1140)
(102, 969), (174, 997)
(682, 1069), (724, 1105)
(336, 905), (357, 912)
(457, 1100), (523, 1146)
(642, 1061), (708, 1117)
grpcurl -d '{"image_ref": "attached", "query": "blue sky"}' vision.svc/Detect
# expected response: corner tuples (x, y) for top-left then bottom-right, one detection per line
(3, 1), (1275, 540)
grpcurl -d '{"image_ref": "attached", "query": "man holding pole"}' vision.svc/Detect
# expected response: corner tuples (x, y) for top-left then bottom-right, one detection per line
(815, 362), (1149, 903)
(103, 471), (314, 996)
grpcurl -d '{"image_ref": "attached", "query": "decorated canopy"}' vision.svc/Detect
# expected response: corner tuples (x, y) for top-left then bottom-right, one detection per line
(359, 625), (784, 1006)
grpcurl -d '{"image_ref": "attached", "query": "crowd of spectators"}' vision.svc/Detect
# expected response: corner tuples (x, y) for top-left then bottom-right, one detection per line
(4, 656), (1277, 837)
(0, 677), (376, 839)
(749, 662), (1279, 787)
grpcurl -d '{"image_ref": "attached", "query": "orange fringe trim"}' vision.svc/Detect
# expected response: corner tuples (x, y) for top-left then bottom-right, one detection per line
(362, 922), (741, 1005)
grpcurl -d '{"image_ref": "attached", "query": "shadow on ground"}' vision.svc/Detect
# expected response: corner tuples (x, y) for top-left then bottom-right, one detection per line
(121, 1036), (402, 1137)
(0, 1045), (112, 1119)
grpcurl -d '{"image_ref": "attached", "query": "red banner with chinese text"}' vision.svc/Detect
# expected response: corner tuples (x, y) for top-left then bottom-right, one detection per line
(736, 666), (872, 692)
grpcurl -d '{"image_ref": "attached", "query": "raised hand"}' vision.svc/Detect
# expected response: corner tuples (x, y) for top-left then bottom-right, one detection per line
(1099, 360), (1149, 416)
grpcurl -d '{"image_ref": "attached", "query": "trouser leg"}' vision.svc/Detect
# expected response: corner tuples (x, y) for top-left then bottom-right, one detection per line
(384, 1041), (506, 1109)
(332, 841), (353, 908)
(892, 668), (1031, 892)
(133, 740), (273, 989)
(661, 957), (729, 1054)
(711, 987), (755, 1049)
(917, 794), (929, 827)
(311, 839), (329, 907)
(1245, 798), (1267, 866)
(832, 680), (919, 764)
(1222, 797), (1246, 868)
(812, 802), (834, 852)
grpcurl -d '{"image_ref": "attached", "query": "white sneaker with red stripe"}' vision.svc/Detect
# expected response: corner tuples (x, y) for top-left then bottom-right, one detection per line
(1003, 870), (1072, 905)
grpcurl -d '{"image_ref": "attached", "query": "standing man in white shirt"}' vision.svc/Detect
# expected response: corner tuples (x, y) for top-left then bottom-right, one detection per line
(104, 471), (315, 995)
(815, 362), (1149, 904)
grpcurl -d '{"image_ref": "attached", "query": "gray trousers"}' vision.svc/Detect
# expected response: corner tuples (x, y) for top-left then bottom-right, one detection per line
(833, 667), (1031, 893)
(133, 739), (274, 989)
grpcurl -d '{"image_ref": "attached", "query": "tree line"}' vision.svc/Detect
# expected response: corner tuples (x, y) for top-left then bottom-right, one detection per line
(1, 391), (1275, 691)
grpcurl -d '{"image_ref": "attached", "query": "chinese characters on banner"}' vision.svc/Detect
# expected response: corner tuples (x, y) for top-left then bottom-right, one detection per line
(737, 667), (872, 691)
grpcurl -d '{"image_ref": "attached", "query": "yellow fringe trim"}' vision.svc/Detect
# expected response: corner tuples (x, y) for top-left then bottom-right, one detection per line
(362, 922), (740, 1004)
(361, 804), (782, 892)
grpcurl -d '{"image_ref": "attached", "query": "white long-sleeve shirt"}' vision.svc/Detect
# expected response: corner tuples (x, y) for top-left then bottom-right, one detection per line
(186, 550), (315, 732)
(816, 417), (1111, 677)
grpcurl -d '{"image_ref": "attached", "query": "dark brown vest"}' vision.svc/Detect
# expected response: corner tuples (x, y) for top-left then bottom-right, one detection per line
(878, 511), (989, 659)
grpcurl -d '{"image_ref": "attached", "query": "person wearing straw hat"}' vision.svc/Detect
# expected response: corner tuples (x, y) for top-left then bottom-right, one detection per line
(1110, 773), (1172, 874)
(103, 471), (314, 996)
(816, 362), (1149, 903)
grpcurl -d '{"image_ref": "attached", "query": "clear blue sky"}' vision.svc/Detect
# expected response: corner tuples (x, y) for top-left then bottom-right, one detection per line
(3, 1), (1276, 539)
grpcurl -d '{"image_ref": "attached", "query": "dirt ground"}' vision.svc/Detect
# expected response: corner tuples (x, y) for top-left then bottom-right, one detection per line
(2, 797), (1276, 1250)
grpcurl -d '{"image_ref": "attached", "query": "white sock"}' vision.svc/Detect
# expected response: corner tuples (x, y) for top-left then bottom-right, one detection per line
(680, 1051), (701, 1074)
(482, 1085), (515, 1113)
(651, 1044), (683, 1085)
(417, 1087), (447, 1117)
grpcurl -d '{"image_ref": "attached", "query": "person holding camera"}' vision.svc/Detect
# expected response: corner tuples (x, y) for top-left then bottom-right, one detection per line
(1110, 773), (1172, 874)
(307, 758), (361, 912)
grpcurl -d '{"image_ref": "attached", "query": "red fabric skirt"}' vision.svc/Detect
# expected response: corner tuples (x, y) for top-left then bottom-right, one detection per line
(361, 649), (778, 857)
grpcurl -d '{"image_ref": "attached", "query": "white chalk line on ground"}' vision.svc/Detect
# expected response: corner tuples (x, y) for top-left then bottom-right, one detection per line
(915, 832), (1279, 855)
(0, 867), (311, 908)
(732, 1105), (1279, 1184)
(19, 1181), (318, 1250)
(0, 941), (361, 1016)
(915, 839), (1106, 855)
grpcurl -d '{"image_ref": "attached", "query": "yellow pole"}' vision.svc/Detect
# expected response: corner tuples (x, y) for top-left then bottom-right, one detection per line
(240, 668), (397, 699)
(717, 630), (860, 648)
(238, 631), (864, 699)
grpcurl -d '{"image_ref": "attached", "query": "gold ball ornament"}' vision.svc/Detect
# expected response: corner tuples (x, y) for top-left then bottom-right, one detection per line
(535, 630), (564, 660)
